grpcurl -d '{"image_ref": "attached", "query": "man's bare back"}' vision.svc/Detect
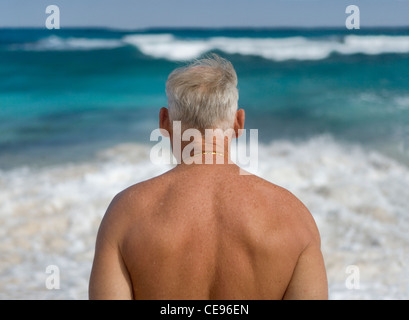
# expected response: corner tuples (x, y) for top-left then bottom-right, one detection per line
(89, 162), (328, 299)
(89, 54), (327, 300)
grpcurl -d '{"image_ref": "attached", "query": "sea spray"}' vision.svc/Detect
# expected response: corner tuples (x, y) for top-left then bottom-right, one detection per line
(1, 136), (408, 299)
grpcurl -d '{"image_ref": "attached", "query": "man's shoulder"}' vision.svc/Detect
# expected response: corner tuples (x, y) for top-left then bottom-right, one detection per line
(109, 172), (171, 215)
(244, 174), (300, 204)
(98, 173), (172, 242)
(246, 174), (320, 244)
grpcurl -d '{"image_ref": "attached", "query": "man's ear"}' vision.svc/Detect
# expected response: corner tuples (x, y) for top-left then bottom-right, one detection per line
(159, 107), (171, 137)
(233, 109), (245, 138)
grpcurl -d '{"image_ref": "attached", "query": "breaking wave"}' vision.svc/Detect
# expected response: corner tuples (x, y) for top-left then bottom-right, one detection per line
(11, 33), (409, 61)
(1, 136), (409, 299)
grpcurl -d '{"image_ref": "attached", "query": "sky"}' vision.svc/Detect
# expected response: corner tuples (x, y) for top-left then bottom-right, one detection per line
(0, 0), (408, 29)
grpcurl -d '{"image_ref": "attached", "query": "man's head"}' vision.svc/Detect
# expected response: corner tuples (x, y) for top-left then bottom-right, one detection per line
(163, 53), (241, 133)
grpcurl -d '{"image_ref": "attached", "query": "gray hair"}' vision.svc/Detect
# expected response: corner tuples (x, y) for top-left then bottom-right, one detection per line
(165, 53), (239, 131)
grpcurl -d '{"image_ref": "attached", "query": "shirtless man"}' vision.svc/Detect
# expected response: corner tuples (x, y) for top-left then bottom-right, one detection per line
(89, 54), (328, 300)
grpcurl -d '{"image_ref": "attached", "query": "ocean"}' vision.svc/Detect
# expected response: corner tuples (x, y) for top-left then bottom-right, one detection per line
(0, 27), (409, 299)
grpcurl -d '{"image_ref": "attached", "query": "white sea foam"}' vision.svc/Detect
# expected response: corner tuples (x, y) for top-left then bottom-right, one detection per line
(122, 34), (210, 61)
(122, 34), (409, 61)
(12, 34), (409, 61)
(13, 35), (124, 51)
(0, 136), (408, 299)
(395, 95), (409, 111)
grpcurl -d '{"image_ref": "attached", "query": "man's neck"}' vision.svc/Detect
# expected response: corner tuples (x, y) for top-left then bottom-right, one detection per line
(173, 133), (234, 166)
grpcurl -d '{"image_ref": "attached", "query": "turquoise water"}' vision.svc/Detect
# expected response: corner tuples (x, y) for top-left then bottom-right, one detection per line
(2, 28), (409, 300)
(1, 27), (409, 168)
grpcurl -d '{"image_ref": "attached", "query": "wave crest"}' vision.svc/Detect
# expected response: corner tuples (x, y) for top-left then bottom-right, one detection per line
(1, 136), (409, 299)
(10, 33), (409, 61)
(11, 35), (124, 51)
(123, 33), (409, 61)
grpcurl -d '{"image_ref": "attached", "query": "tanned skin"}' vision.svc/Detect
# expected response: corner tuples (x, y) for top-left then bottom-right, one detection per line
(89, 108), (328, 300)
